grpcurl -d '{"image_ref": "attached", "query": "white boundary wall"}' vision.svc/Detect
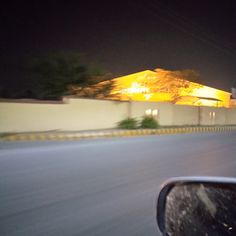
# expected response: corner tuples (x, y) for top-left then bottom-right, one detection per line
(0, 98), (236, 132)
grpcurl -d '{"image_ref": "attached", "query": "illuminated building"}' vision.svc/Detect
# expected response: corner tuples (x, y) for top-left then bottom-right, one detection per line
(108, 69), (231, 108)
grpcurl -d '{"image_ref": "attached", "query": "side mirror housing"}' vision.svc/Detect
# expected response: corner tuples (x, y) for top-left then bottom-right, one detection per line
(157, 177), (236, 236)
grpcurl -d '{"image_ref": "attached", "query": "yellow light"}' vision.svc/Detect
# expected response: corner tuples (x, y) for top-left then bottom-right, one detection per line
(144, 94), (152, 100)
(145, 109), (152, 116)
(121, 82), (149, 94)
(191, 86), (217, 98)
(152, 109), (158, 116)
(108, 69), (231, 107)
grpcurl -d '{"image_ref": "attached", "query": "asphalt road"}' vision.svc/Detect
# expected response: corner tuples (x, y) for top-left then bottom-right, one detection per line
(1, 132), (236, 236)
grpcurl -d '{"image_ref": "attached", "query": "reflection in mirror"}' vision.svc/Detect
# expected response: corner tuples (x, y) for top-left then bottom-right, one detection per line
(165, 183), (236, 236)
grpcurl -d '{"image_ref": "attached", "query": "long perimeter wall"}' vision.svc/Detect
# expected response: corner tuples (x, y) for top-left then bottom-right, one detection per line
(0, 98), (236, 132)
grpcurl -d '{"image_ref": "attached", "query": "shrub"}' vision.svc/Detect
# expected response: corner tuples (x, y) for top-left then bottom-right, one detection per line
(140, 116), (159, 129)
(118, 118), (138, 129)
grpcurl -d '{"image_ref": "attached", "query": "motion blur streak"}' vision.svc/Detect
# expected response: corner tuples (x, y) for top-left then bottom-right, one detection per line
(0, 132), (236, 235)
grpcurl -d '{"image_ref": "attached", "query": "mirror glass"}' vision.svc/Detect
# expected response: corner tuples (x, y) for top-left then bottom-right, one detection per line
(165, 183), (236, 236)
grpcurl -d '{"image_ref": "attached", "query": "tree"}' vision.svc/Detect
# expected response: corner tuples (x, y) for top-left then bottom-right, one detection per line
(141, 68), (202, 102)
(29, 53), (113, 100)
(67, 76), (114, 99)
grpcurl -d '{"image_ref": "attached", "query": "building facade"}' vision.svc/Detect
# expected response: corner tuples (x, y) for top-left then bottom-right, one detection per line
(109, 69), (231, 108)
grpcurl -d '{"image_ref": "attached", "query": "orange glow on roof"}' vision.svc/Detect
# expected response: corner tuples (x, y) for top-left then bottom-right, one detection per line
(109, 69), (231, 107)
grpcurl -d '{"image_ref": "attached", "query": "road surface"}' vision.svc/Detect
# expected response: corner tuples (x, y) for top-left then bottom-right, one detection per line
(0, 132), (236, 236)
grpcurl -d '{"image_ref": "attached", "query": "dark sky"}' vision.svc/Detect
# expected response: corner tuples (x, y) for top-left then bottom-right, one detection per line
(1, 0), (236, 91)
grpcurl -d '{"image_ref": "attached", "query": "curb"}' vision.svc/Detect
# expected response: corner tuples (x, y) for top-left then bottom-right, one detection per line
(1, 126), (236, 142)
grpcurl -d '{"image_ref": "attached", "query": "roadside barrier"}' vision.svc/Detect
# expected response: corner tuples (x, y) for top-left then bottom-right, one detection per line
(1, 126), (236, 141)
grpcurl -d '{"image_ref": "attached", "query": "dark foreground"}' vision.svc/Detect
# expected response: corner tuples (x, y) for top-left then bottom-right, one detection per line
(0, 132), (236, 236)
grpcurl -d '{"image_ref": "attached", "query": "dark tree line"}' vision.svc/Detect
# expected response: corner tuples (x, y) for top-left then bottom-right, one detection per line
(0, 53), (113, 100)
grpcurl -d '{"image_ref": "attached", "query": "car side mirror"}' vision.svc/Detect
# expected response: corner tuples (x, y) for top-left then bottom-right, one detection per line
(156, 177), (236, 236)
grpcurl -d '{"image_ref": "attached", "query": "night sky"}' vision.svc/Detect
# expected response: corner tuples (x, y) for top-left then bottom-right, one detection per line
(1, 0), (236, 92)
